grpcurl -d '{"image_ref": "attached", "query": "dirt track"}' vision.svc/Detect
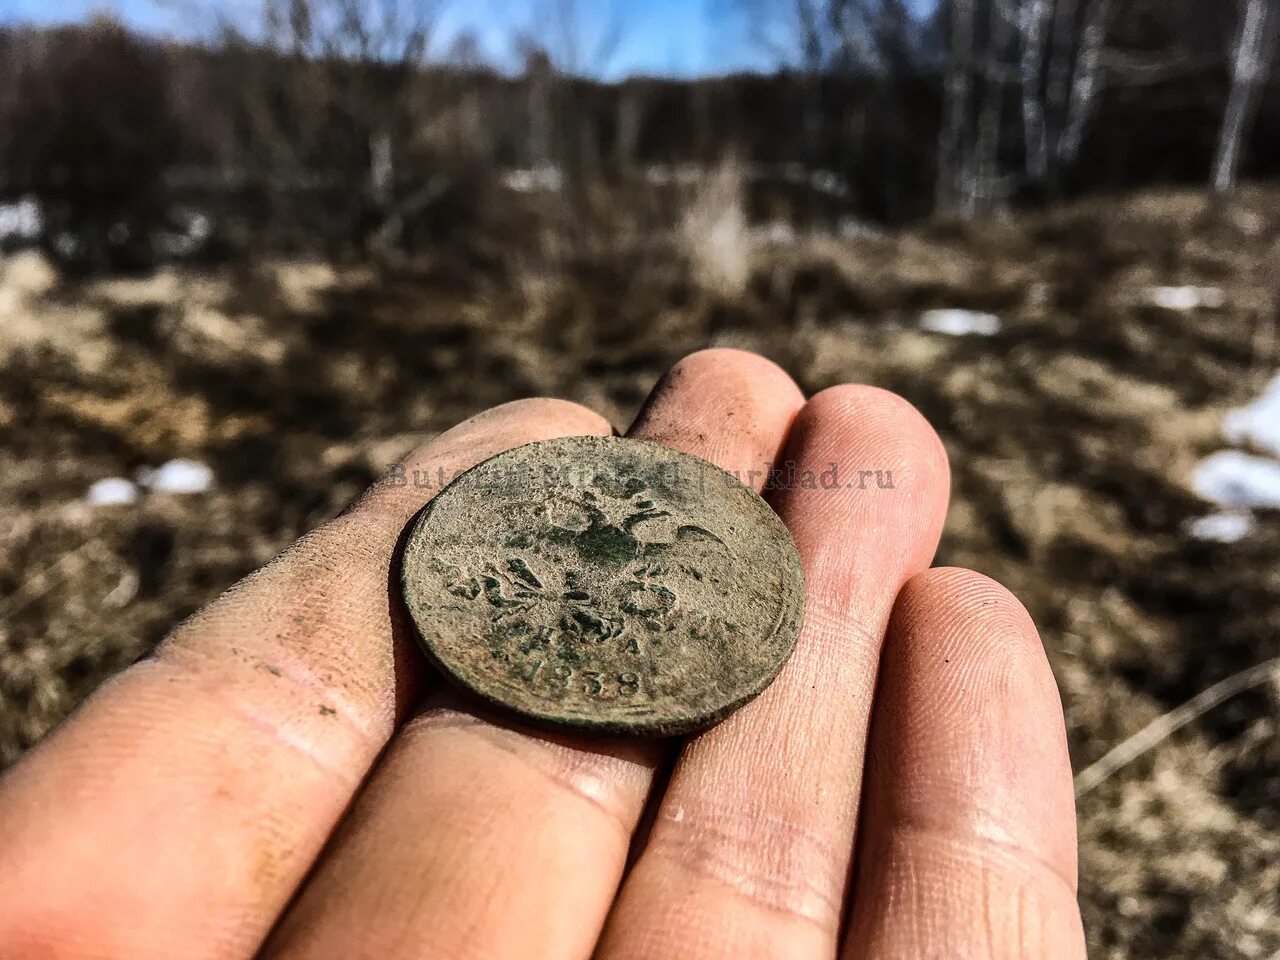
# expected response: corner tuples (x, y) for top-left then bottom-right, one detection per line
(2, 187), (1279, 958)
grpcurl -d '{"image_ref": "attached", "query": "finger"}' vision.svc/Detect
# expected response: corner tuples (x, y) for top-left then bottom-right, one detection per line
(0, 399), (613, 960)
(844, 568), (1085, 959)
(597, 385), (950, 959)
(263, 349), (805, 960)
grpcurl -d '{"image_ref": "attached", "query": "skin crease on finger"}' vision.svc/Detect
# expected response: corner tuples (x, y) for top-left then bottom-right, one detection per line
(261, 349), (809, 960)
(0, 399), (614, 960)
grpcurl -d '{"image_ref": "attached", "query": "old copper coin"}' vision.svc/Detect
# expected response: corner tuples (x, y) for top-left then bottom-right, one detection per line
(400, 435), (805, 737)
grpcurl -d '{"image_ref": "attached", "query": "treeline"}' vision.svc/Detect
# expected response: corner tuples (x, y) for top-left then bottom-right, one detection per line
(0, 0), (1278, 268)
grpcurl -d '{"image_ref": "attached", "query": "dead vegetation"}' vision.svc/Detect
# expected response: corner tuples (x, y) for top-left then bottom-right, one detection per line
(1, 185), (1279, 958)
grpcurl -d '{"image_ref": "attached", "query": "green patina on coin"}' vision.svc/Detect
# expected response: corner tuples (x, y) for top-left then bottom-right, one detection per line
(399, 435), (805, 737)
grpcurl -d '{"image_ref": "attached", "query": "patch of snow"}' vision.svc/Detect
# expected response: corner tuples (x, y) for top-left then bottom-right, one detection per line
(87, 477), (140, 506)
(1223, 372), (1280, 459)
(919, 308), (1002, 337)
(1192, 450), (1280, 509)
(1145, 286), (1226, 311)
(502, 165), (563, 194)
(1186, 510), (1256, 544)
(138, 458), (214, 494)
(0, 197), (42, 244)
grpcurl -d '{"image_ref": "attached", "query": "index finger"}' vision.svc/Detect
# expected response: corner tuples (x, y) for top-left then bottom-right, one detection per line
(0, 399), (612, 960)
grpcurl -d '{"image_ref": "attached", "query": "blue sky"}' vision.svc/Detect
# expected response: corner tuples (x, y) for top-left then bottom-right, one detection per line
(0, 0), (778, 78)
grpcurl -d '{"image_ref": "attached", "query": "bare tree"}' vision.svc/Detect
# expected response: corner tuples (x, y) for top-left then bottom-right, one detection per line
(506, 0), (629, 257)
(937, 0), (976, 211)
(1016, 0), (1117, 189)
(968, 0), (1017, 213)
(215, 0), (452, 253)
(936, 0), (1020, 215)
(517, 0), (624, 77)
(1043, 0), (1078, 142)
(512, 0), (624, 171)
(727, 0), (841, 69)
(1213, 0), (1278, 194)
(262, 0), (442, 175)
(795, 0), (832, 164)
(725, 0), (861, 173)
(1058, 0), (1112, 172)
(1019, 0), (1052, 185)
(0, 17), (179, 266)
(957, 0), (1117, 198)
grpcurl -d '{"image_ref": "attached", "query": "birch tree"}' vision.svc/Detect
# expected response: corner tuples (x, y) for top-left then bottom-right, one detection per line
(1021, 0), (1115, 188)
(1058, 0), (1112, 172)
(1213, 0), (1278, 194)
(1043, 0), (1078, 148)
(1019, 0), (1052, 185)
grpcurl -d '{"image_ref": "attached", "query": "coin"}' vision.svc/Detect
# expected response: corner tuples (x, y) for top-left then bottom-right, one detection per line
(399, 435), (805, 737)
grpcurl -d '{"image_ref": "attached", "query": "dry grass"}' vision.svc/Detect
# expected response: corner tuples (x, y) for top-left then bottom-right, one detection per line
(680, 156), (751, 297)
(2, 185), (1279, 957)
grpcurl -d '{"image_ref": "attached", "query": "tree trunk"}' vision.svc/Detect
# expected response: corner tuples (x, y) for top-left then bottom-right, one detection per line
(1213, 0), (1275, 195)
(1058, 0), (1112, 171)
(937, 0), (976, 212)
(1020, 0), (1052, 185)
(369, 127), (393, 206)
(1045, 0), (1078, 124)
(970, 0), (1013, 215)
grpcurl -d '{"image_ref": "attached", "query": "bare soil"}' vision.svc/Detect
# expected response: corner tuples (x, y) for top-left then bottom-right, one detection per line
(2, 186), (1279, 958)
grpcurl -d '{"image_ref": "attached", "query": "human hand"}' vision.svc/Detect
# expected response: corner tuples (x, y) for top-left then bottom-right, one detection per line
(0, 350), (1085, 959)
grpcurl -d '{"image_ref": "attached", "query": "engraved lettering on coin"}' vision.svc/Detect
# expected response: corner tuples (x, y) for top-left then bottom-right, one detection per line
(400, 435), (805, 737)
